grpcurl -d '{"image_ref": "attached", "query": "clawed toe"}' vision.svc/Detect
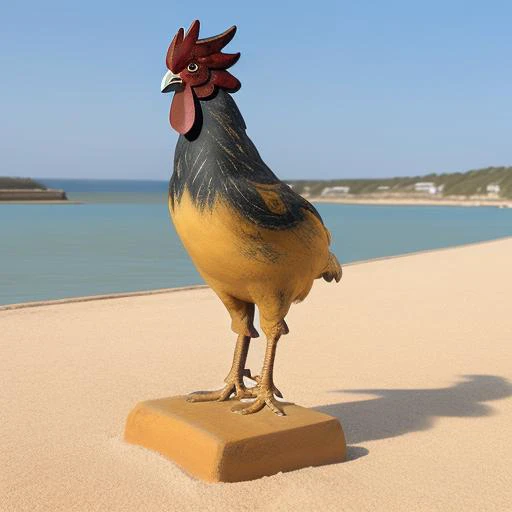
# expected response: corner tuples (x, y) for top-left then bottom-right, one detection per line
(233, 390), (285, 416)
(187, 380), (254, 403)
(187, 386), (232, 402)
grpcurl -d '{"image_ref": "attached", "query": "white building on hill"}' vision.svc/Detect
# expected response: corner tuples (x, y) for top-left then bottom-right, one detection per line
(414, 182), (438, 194)
(486, 183), (500, 195)
(321, 186), (350, 196)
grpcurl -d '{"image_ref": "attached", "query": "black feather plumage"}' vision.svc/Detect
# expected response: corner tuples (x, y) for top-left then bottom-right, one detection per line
(169, 89), (323, 230)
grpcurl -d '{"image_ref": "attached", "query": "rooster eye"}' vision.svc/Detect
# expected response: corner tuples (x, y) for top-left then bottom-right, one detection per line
(187, 63), (199, 73)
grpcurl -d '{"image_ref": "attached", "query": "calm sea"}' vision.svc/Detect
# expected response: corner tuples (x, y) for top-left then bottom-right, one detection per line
(1, 178), (511, 306)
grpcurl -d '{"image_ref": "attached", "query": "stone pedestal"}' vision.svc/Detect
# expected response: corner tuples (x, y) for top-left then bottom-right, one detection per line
(124, 396), (346, 482)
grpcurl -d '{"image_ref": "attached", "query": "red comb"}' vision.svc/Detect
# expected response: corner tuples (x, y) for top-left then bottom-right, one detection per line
(167, 20), (238, 73)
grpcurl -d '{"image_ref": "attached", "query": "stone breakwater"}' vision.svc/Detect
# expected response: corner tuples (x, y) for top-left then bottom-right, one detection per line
(0, 189), (67, 201)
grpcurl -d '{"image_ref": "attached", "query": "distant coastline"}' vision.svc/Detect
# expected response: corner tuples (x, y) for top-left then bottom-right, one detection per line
(287, 166), (512, 200)
(3, 166), (512, 208)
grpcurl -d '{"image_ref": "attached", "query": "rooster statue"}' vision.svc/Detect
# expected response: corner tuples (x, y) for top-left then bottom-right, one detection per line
(161, 20), (342, 416)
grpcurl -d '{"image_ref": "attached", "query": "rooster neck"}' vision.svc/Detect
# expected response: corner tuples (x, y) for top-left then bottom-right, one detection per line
(178, 89), (256, 162)
(189, 87), (248, 140)
(170, 89), (278, 209)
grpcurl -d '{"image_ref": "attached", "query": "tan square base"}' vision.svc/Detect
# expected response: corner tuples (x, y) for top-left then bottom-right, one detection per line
(124, 396), (346, 482)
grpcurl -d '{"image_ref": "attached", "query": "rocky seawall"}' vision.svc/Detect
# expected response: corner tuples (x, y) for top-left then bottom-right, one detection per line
(0, 188), (68, 201)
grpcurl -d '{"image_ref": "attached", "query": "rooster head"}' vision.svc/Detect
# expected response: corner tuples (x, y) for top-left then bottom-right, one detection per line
(161, 20), (241, 135)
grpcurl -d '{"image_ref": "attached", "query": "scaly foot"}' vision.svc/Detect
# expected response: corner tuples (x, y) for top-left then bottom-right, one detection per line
(233, 382), (285, 416)
(187, 374), (255, 403)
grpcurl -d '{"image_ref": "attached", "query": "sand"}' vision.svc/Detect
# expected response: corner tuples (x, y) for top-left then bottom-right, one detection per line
(2, 238), (512, 511)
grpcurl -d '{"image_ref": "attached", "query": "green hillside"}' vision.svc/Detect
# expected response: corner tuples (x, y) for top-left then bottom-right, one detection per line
(0, 177), (47, 190)
(287, 166), (512, 199)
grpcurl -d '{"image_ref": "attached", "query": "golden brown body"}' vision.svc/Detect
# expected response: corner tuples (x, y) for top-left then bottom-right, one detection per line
(170, 188), (335, 339)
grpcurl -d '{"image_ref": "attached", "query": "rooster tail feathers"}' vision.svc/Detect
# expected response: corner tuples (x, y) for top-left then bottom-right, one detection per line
(321, 252), (342, 283)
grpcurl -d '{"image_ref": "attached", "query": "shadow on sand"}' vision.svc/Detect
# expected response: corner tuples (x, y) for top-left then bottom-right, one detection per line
(316, 375), (512, 446)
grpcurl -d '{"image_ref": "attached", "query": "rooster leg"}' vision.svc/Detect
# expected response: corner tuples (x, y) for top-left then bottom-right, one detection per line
(187, 334), (254, 402)
(234, 326), (285, 416)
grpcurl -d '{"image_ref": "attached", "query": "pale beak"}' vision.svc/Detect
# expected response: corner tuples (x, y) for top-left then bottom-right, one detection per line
(161, 70), (183, 93)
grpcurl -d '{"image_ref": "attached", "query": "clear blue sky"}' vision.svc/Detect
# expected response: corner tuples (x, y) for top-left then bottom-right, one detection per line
(2, 1), (511, 180)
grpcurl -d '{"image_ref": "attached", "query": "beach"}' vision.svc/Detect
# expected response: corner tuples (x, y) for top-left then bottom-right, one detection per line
(2, 238), (511, 511)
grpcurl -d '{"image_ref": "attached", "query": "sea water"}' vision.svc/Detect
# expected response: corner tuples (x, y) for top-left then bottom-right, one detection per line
(0, 179), (511, 305)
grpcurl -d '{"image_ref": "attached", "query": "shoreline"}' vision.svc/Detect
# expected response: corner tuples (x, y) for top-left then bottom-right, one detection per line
(310, 196), (512, 208)
(2, 235), (510, 311)
(2, 196), (511, 208)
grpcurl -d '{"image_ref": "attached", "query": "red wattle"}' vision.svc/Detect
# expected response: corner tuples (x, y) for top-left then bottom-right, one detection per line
(170, 85), (195, 134)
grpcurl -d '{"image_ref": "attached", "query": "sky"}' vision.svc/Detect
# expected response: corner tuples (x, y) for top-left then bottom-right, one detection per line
(1, 0), (511, 180)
